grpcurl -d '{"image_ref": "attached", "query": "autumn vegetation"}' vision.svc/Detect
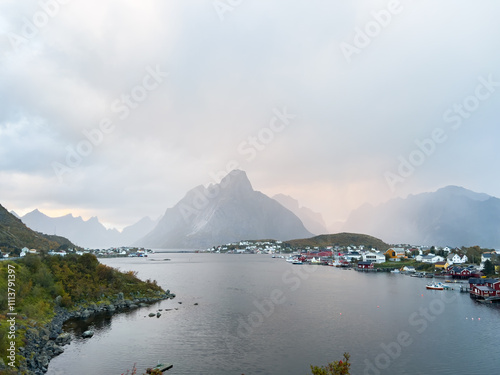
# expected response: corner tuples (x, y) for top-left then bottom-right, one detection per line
(0, 252), (165, 371)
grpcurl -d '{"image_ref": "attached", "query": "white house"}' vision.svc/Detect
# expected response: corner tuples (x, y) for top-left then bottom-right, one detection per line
(346, 251), (362, 261)
(447, 253), (468, 265)
(402, 266), (416, 273)
(363, 252), (386, 264)
(48, 250), (67, 256)
(481, 253), (495, 263)
(421, 254), (445, 264)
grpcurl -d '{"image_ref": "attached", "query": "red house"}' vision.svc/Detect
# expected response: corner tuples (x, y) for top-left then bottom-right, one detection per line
(358, 261), (374, 270)
(447, 266), (472, 279)
(469, 278), (500, 298)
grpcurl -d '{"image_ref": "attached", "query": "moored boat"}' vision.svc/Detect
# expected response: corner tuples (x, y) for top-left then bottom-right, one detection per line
(426, 282), (444, 290)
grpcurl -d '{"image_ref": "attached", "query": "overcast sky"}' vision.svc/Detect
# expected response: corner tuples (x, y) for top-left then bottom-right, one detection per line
(1, 0), (500, 230)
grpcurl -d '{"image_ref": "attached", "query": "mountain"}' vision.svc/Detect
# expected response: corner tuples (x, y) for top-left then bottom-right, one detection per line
(342, 186), (500, 248)
(137, 170), (313, 249)
(285, 233), (389, 251)
(21, 210), (157, 249)
(0, 204), (78, 251)
(10, 210), (20, 219)
(120, 216), (159, 246)
(272, 194), (328, 235)
(21, 210), (121, 249)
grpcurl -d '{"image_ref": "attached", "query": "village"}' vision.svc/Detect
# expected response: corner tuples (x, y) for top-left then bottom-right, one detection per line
(3, 239), (499, 303)
(207, 240), (500, 302)
(0, 246), (154, 259)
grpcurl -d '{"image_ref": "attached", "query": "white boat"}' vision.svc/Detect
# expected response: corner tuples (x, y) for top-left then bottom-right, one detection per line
(286, 257), (295, 263)
(292, 260), (303, 265)
(426, 282), (444, 290)
(390, 269), (400, 274)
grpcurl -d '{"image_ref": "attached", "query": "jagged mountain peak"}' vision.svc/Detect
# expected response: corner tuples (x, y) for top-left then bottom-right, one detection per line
(138, 170), (312, 249)
(219, 169), (254, 192)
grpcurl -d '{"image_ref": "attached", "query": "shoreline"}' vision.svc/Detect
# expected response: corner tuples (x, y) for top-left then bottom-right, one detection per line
(17, 291), (175, 375)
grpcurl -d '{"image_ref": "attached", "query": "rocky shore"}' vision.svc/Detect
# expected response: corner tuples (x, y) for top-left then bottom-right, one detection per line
(16, 290), (176, 375)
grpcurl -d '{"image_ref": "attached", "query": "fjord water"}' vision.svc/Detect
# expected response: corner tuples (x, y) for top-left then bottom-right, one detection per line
(47, 253), (500, 375)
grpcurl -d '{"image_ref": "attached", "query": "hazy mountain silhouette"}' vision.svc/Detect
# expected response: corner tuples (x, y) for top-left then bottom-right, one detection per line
(272, 194), (328, 235)
(342, 186), (500, 247)
(21, 210), (158, 248)
(0, 204), (78, 251)
(137, 170), (313, 249)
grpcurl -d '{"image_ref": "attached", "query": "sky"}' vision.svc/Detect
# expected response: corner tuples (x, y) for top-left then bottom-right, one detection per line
(1, 0), (500, 231)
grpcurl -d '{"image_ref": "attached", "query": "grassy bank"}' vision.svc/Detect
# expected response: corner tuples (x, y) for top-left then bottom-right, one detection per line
(373, 260), (435, 272)
(0, 253), (165, 373)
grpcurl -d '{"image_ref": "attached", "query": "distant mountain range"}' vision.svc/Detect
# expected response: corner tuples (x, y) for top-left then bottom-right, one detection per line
(272, 194), (328, 235)
(137, 170), (313, 249)
(342, 185), (500, 248)
(13, 177), (500, 250)
(21, 210), (158, 249)
(0, 204), (78, 251)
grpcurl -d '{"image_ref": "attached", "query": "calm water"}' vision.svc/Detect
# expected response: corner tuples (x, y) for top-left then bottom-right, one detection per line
(47, 253), (500, 375)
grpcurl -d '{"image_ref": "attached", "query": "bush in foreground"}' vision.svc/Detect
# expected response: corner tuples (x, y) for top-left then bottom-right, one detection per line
(310, 353), (351, 375)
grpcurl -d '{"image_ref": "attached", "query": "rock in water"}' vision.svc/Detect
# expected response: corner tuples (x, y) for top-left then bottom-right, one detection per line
(82, 330), (94, 338)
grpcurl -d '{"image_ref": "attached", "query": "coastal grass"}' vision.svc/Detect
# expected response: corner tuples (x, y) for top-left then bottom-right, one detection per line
(0, 253), (165, 372)
(373, 260), (435, 272)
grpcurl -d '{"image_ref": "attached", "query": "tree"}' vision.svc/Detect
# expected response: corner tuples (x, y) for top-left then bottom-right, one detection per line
(483, 259), (495, 276)
(436, 249), (445, 257)
(465, 246), (482, 265)
(310, 353), (351, 375)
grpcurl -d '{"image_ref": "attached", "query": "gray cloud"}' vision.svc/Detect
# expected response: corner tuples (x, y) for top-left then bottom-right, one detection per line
(1, 0), (500, 229)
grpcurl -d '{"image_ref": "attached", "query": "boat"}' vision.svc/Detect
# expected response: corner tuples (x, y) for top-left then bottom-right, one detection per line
(390, 269), (400, 274)
(286, 257), (295, 263)
(426, 282), (444, 290)
(411, 272), (424, 278)
(292, 260), (303, 265)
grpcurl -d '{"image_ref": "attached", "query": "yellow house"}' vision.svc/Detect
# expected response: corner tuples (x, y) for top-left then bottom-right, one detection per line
(385, 248), (406, 260)
(434, 261), (450, 270)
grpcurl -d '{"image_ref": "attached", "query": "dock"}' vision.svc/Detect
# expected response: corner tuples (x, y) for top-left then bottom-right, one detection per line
(478, 296), (500, 304)
(459, 285), (471, 293)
